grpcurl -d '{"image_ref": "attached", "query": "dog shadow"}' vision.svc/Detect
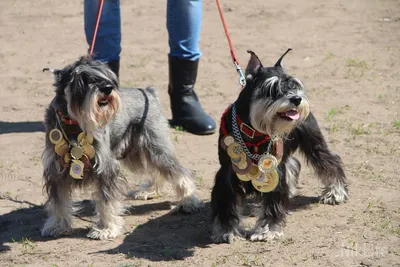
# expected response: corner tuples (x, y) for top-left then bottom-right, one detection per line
(289, 195), (320, 211)
(0, 195), (318, 258)
(0, 199), (46, 252)
(100, 202), (213, 261)
(0, 121), (44, 134)
(100, 196), (318, 261)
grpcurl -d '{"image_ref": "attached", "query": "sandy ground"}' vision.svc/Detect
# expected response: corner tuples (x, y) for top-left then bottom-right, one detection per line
(0, 0), (399, 266)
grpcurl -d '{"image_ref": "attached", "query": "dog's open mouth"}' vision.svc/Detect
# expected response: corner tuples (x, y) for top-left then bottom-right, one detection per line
(278, 109), (300, 121)
(98, 96), (112, 107)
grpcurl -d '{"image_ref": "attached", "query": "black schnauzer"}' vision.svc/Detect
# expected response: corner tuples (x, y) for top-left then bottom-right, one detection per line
(211, 49), (348, 243)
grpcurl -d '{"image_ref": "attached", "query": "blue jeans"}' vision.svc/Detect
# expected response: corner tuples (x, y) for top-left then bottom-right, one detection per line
(84, 0), (202, 63)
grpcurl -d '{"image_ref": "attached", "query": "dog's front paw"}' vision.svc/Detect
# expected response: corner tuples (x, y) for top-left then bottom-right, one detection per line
(211, 220), (245, 244)
(320, 182), (349, 205)
(86, 226), (122, 240)
(41, 217), (72, 237)
(170, 194), (204, 214)
(249, 223), (283, 242)
(211, 231), (245, 244)
(249, 230), (283, 242)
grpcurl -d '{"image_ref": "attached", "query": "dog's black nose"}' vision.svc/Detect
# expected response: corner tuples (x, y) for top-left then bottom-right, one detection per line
(290, 96), (302, 106)
(100, 85), (113, 95)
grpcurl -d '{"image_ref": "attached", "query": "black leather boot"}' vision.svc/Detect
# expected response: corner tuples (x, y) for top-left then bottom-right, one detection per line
(168, 56), (216, 135)
(107, 60), (120, 78)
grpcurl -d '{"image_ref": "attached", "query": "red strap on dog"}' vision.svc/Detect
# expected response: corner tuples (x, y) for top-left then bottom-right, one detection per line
(220, 107), (270, 151)
(56, 109), (79, 125)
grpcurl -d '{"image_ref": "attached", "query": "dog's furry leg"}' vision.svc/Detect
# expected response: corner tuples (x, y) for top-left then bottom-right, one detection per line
(249, 168), (289, 242)
(144, 129), (203, 213)
(285, 157), (301, 198)
(296, 112), (349, 204)
(211, 166), (246, 243)
(41, 148), (73, 237)
(87, 158), (126, 240)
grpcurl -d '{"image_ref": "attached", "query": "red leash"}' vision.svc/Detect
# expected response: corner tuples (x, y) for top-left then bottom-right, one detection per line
(215, 0), (246, 88)
(89, 0), (105, 56)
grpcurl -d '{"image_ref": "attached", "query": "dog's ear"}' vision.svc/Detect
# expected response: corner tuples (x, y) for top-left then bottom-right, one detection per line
(274, 48), (292, 68)
(43, 68), (64, 82)
(245, 50), (263, 79)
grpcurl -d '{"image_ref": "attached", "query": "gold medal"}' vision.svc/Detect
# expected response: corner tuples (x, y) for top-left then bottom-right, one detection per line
(246, 164), (261, 180)
(70, 145), (84, 160)
(55, 142), (69, 156)
(85, 133), (94, 144)
(258, 154), (278, 173)
(64, 153), (71, 164)
(232, 157), (252, 175)
(231, 151), (246, 165)
(49, 128), (63, 145)
(227, 142), (242, 160)
(82, 143), (95, 159)
(78, 132), (94, 145)
(221, 135), (235, 149)
(251, 170), (279, 193)
(70, 159), (84, 179)
(77, 132), (85, 143)
(237, 173), (251, 182)
(236, 155), (249, 169)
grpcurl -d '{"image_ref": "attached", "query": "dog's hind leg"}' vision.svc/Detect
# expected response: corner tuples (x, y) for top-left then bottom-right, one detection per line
(249, 168), (289, 242)
(41, 149), (73, 237)
(143, 129), (203, 213)
(87, 159), (126, 240)
(296, 112), (349, 204)
(211, 166), (246, 243)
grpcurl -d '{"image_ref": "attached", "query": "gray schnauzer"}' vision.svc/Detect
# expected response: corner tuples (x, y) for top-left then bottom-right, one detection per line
(211, 49), (348, 243)
(41, 56), (202, 240)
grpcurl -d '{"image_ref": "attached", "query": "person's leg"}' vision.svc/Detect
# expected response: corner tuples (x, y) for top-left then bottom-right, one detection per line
(84, 0), (121, 76)
(167, 0), (216, 135)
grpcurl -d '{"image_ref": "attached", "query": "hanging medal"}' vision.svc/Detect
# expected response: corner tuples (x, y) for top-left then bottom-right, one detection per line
(258, 154), (278, 173)
(55, 141), (69, 156)
(227, 142), (242, 160)
(70, 145), (84, 160)
(232, 156), (252, 175)
(237, 173), (251, 182)
(70, 159), (84, 179)
(220, 135), (235, 150)
(251, 169), (279, 193)
(78, 132), (94, 145)
(246, 164), (261, 180)
(49, 128), (64, 145)
(82, 143), (95, 159)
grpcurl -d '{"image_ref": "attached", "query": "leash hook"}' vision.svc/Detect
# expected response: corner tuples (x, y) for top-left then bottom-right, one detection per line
(234, 61), (246, 87)
(216, 0), (246, 89)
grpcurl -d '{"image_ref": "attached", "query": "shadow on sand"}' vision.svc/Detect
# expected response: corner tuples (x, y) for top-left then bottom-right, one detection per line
(0, 194), (319, 260)
(0, 121), (44, 134)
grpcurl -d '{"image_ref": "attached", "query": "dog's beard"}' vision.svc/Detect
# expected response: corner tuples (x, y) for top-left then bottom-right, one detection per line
(66, 87), (121, 132)
(249, 91), (310, 137)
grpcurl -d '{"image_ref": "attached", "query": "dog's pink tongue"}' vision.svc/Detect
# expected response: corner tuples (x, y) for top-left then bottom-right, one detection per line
(285, 110), (300, 120)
